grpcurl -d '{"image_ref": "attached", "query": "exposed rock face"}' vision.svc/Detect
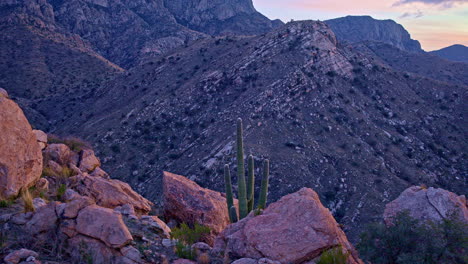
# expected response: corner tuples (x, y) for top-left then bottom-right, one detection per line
(32, 130), (47, 150)
(326, 16), (422, 53)
(78, 149), (101, 172)
(164, 0), (282, 35)
(0, 97), (43, 198)
(214, 188), (362, 263)
(43, 144), (72, 166)
(430, 44), (468, 63)
(384, 186), (468, 224)
(76, 205), (133, 248)
(69, 173), (153, 214)
(163, 171), (237, 245)
(3, 249), (39, 264)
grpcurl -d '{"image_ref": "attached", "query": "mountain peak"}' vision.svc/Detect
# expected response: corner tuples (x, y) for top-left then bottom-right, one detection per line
(325, 15), (423, 53)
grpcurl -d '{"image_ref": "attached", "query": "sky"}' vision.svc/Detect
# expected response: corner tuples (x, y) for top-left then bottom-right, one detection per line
(253, 0), (468, 51)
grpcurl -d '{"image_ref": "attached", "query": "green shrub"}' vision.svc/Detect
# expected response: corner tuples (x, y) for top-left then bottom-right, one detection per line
(56, 184), (67, 201)
(317, 246), (349, 264)
(170, 223), (210, 260)
(358, 211), (468, 264)
(0, 199), (13, 208)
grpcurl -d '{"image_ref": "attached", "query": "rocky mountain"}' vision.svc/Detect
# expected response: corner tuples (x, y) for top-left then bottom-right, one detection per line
(352, 42), (468, 86)
(430, 44), (468, 63)
(55, 21), (467, 240)
(0, 0), (123, 129)
(326, 16), (423, 53)
(164, 0), (283, 35)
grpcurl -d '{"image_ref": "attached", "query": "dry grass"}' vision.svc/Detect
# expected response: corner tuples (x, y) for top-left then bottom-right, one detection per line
(48, 135), (91, 152)
(197, 253), (211, 264)
(21, 188), (35, 213)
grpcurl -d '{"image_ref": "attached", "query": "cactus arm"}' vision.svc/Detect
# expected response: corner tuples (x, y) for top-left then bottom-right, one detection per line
(247, 155), (255, 212)
(224, 164), (236, 223)
(237, 118), (248, 219)
(229, 206), (238, 223)
(258, 159), (270, 209)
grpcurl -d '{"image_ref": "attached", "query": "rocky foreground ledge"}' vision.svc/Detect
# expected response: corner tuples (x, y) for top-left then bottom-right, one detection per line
(1, 91), (467, 264)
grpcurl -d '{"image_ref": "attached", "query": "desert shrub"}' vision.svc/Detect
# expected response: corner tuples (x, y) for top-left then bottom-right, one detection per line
(56, 184), (67, 201)
(48, 135), (90, 152)
(0, 199), (13, 208)
(317, 246), (349, 264)
(358, 211), (468, 264)
(170, 223), (210, 260)
(21, 188), (35, 213)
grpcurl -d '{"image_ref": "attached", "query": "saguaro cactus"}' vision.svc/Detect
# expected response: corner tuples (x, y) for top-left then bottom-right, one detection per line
(223, 118), (271, 223)
(258, 159), (270, 209)
(224, 164), (235, 222)
(237, 118), (248, 219)
(247, 155), (255, 212)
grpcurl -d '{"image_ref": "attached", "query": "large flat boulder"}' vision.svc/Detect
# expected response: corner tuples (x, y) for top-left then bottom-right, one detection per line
(213, 188), (363, 264)
(384, 186), (468, 224)
(0, 96), (43, 198)
(69, 173), (153, 214)
(163, 171), (237, 245)
(76, 205), (133, 249)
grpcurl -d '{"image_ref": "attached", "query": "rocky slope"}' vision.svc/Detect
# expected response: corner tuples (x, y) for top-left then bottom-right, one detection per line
(326, 16), (423, 53)
(56, 21), (467, 240)
(430, 44), (468, 63)
(164, 0), (283, 35)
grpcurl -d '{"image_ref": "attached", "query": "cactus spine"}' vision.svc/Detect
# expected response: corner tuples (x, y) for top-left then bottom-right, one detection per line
(237, 118), (248, 219)
(224, 164), (235, 222)
(247, 155), (255, 212)
(258, 159), (270, 209)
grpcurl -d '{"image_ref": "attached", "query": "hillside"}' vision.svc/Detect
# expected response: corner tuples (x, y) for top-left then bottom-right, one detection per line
(326, 16), (423, 53)
(430, 44), (468, 63)
(56, 21), (467, 240)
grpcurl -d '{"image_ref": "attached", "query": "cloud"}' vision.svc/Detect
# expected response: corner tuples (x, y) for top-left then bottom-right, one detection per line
(399, 10), (425, 18)
(394, 0), (468, 8)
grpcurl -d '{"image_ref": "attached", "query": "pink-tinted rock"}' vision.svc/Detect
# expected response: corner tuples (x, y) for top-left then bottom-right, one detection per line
(32, 130), (47, 150)
(26, 202), (59, 235)
(60, 219), (77, 238)
(0, 97), (43, 198)
(76, 205), (133, 248)
(44, 144), (71, 166)
(34, 178), (49, 192)
(232, 259), (257, 264)
(70, 173), (152, 214)
(0, 88), (8, 98)
(62, 196), (95, 219)
(4, 249), (38, 264)
(90, 167), (110, 179)
(140, 215), (171, 238)
(47, 160), (63, 175)
(163, 171), (237, 245)
(213, 188), (363, 264)
(32, 198), (47, 210)
(384, 186), (468, 225)
(78, 149), (101, 172)
(120, 246), (144, 264)
(68, 235), (122, 264)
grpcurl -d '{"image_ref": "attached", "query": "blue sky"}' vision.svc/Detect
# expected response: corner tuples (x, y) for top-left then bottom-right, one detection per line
(253, 0), (468, 51)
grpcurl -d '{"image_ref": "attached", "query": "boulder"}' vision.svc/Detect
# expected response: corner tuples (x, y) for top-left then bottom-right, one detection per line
(32, 198), (47, 210)
(213, 188), (363, 264)
(69, 173), (152, 214)
(43, 144), (71, 166)
(90, 167), (110, 179)
(0, 97), (43, 198)
(68, 235), (122, 264)
(34, 178), (49, 192)
(78, 149), (101, 172)
(384, 186), (468, 224)
(76, 205), (133, 248)
(4, 249), (38, 264)
(26, 202), (59, 235)
(0, 88), (8, 98)
(32, 130), (47, 150)
(163, 171), (238, 245)
(139, 215), (171, 238)
(61, 196), (95, 219)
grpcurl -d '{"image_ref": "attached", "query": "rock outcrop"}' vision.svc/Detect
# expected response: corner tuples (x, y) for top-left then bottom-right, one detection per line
(326, 16), (423, 52)
(384, 186), (468, 224)
(213, 188), (363, 264)
(164, 0), (282, 35)
(0, 96), (43, 198)
(163, 171), (237, 245)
